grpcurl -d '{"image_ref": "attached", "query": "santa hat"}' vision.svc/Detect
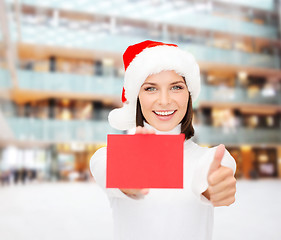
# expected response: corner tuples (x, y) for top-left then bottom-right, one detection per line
(108, 40), (201, 130)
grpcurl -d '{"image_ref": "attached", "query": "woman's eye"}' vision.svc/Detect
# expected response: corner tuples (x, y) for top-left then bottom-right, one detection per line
(145, 87), (157, 92)
(172, 85), (183, 90)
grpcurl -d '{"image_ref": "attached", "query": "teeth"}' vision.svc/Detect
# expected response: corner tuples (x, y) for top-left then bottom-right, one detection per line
(154, 110), (175, 116)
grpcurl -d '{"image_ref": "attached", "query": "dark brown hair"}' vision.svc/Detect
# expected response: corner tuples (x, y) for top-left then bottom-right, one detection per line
(136, 92), (194, 141)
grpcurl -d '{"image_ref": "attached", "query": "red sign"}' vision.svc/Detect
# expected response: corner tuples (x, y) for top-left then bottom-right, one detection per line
(106, 134), (184, 189)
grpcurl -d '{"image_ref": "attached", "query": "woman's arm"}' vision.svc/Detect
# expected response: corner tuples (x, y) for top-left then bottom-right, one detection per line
(90, 147), (130, 199)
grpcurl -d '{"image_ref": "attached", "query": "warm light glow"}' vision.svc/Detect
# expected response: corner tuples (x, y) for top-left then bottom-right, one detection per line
(238, 71), (247, 80)
(241, 145), (251, 151)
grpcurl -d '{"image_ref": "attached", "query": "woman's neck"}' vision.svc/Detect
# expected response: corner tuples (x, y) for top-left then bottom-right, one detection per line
(143, 122), (181, 135)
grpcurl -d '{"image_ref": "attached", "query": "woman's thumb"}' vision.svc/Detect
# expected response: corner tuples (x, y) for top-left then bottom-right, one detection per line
(208, 144), (225, 176)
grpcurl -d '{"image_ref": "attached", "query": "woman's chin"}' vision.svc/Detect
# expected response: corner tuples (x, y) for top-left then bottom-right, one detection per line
(152, 122), (177, 132)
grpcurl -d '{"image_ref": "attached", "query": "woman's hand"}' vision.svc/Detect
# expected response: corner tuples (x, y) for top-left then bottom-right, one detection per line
(120, 126), (156, 199)
(203, 144), (236, 207)
(135, 126), (156, 135)
(120, 188), (150, 199)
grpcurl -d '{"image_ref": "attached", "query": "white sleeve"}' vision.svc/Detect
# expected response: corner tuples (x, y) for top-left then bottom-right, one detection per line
(89, 147), (131, 199)
(191, 146), (237, 205)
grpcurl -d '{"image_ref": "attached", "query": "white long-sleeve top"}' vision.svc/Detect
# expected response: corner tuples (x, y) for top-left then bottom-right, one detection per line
(90, 123), (236, 240)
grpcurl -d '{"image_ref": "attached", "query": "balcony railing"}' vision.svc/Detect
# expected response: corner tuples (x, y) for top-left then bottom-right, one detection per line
(181, 44), (279, 69)
(1, 69), (280, 106)
(0, 69), (11, 89)
(215, 0), (276, 11)
(194, 125), (281, 145)
(7, 0), (278, 39)
(199, 84), (281, 105)
(10, 28), (280, 69)
(7, 117), (122, 143)
(5, 117), (281, 145)
(9, 0), (277, 12)
(17, 70), (124, 96)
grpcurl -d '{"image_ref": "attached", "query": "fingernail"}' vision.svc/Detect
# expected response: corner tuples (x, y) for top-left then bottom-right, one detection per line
(141, 189), (149, 195)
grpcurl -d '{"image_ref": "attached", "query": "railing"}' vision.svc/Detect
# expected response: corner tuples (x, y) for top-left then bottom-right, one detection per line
(2, 69), (280, 105)
(10, 0), (277, 12)
(7, 0), (278, 39)
(167, 13), (277, 39)
(6, 117), (122, 143)
(215, 0), (276, 11)
(199, 84), (281, 105)
(181, 44), (279, 69)
(5, 117), (281, 144)
(17, 70), (124, 96)
(0, 69), (11, 89)
(10, 29), (280, 69)
(194, 125), (281, 145)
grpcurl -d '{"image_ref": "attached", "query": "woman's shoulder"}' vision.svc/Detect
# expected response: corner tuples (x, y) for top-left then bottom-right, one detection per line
(184, 139), (232, 154)
(89, 147), (107, 176)
(90, 147), (107, 164)
(94, 146), (107, 155)
(185, 140), (236, 171)
(184, 139), (234, 161)
(92, 146), (107, 156)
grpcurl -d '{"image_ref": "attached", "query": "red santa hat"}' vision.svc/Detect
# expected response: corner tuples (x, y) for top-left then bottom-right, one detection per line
(108, 40), (201, 130)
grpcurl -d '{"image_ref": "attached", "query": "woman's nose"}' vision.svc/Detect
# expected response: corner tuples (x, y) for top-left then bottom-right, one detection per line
(158, 90), (171, 106)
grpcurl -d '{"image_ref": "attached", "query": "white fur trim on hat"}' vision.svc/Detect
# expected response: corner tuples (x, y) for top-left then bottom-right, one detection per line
(108, 102), (136, 130)
(109, 45), (201, 130)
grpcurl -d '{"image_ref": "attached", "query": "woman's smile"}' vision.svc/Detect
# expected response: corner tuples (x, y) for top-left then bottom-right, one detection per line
(153, 110), (176, 116)
(153, 110), (177, 121)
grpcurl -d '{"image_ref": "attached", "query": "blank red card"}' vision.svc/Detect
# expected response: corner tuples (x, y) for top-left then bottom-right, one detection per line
(106, 134), (185, 189)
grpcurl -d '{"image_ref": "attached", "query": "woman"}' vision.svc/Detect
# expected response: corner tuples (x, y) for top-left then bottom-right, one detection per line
(90, 40), (236, 240)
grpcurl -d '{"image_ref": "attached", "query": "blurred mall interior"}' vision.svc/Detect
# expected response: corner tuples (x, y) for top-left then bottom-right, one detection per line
(0, 0), (281, 186)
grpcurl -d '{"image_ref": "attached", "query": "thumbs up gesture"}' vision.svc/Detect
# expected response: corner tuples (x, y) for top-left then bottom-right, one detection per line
(202, 144), (236, 207)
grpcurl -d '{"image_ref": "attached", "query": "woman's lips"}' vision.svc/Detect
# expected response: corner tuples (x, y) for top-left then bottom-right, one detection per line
(153, 110), (176, 121)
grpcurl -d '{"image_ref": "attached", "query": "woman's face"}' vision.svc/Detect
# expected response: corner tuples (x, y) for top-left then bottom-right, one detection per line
(138, 70), (189, 131)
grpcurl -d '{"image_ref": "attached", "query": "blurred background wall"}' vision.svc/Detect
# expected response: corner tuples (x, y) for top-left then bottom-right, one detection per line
(0, 0), (281, 185)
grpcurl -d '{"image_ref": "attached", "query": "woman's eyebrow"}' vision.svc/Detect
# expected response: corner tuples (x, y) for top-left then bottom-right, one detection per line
(141, 82), (157, 86)
(171, 81), (186, 85)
